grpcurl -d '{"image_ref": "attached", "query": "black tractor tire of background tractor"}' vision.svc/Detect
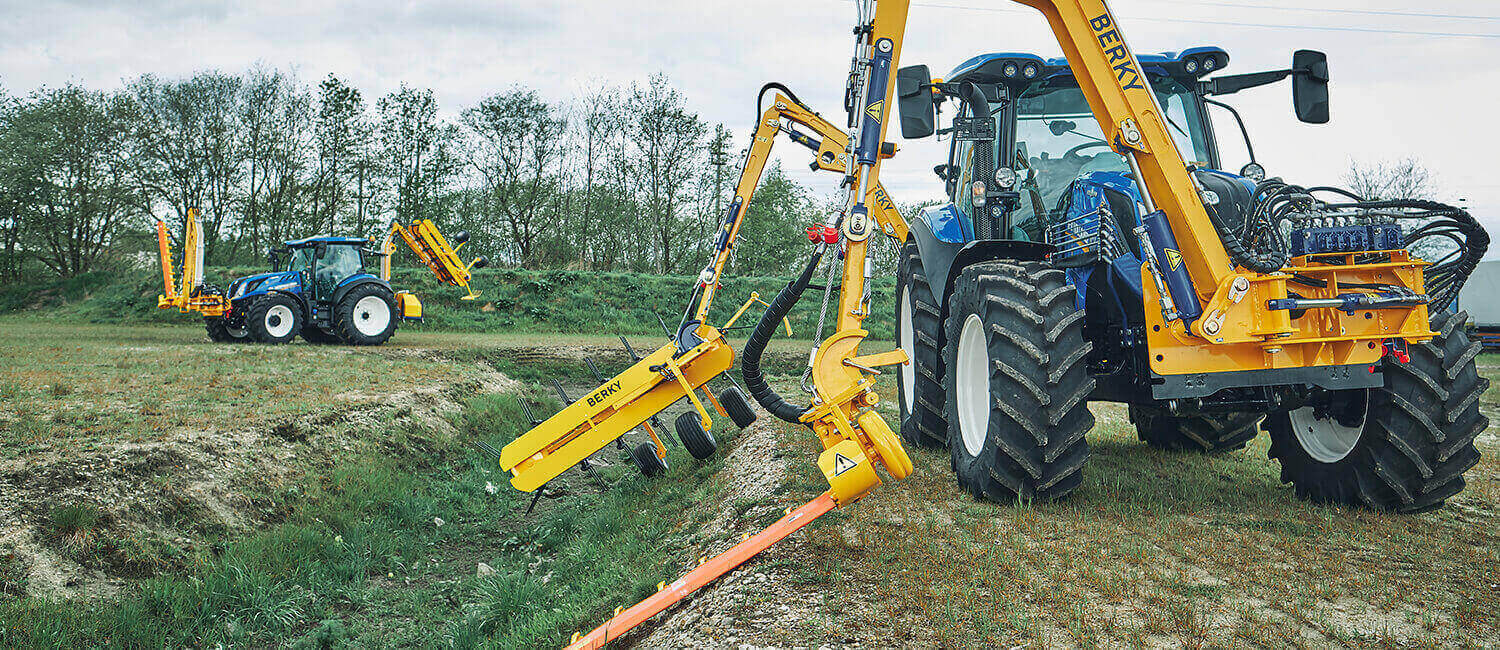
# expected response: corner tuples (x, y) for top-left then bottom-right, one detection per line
(246, 293), (303, 344)
(300, 325), (343, 345)
(629, 442), (667, 478)
(896, 240), (948, 450)
(942, 261), (1095, 503)
(674, 411), (718, 460)
(333, 283), (399, 346)
(1128, 406), (1261, 453)
(1264, 310), (1488, 513)
(719, 386), (758, 428)
(204, 316), (250, 343)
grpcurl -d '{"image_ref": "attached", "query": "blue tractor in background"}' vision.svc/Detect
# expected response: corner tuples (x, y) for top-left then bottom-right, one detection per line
(890, 45), (1489, 512)
(210, 236), (407, 345)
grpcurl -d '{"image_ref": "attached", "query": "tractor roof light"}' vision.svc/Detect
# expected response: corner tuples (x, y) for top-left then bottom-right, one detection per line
(1022, 64), (1039, 79)
(1002, 63), (1018, 78)
(1184, 59), (1199, 74)
(1203, 56), (1217, 72)
(994, 167), (1017, 189)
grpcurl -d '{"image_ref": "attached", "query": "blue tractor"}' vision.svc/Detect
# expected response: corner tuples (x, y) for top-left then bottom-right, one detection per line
(891, 47), (1488, 512)
(208, 236), (408, 345)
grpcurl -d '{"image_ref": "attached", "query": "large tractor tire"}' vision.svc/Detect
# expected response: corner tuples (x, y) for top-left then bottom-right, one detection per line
(246, 294), (303, 344)
(333, 284), (399, 346)
(1129, 406), (1260, 453)
(204, 316), (250, 343)
(942, 261), (1095, 503)
(896, 241), (947, 449)
(1264, 311), (1488, 513)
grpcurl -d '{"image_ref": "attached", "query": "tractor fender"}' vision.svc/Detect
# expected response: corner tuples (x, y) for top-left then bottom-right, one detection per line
(330, 275), (392, 308)
(909, 211), (1054, 313)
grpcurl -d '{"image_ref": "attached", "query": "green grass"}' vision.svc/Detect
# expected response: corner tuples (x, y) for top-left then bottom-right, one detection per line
(0, 344), (748, 648)
(0, 266), (898, 339)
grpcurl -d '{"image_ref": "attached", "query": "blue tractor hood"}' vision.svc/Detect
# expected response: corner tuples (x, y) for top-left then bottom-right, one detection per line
(229, 270), (302, 301)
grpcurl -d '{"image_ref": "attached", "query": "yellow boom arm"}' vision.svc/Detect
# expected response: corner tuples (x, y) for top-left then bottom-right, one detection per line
(155, 208), (228, 318)
(381, 219), (487, 300)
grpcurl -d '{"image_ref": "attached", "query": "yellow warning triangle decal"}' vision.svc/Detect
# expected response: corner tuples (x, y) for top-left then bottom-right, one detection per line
(865, 100), (883, 122)
(1165, 248), (1183, 271)
(832, 453), (858, 476)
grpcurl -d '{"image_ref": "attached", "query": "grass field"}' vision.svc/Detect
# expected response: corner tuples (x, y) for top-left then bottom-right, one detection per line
(0, 318), (1496, 648)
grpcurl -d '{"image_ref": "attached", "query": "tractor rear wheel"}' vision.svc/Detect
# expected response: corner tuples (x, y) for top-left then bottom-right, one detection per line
(334, 284), (398, 346)
(942, 261), (1094, 503)
(674, 411), (717, 460)
(1129, 406), (1260, 453)
(1264, 311), (1488, 513)
(246, 294), (303, 344)
(204, 317), (250, 343)
(629, 442), (667, 478)
(718, 386), (757, 428)
(896, 241), (947, 449)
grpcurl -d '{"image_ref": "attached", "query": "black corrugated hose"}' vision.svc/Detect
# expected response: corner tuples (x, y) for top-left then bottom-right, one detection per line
(741, 246), (825, 424)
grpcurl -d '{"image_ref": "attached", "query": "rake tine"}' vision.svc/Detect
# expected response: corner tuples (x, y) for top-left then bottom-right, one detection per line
(620, 335), (641, 362)
(471, 439), (502, 458)
(525, 486), (546, 514)
(551, 379), (571, 403)
(516, 396), (541, 427)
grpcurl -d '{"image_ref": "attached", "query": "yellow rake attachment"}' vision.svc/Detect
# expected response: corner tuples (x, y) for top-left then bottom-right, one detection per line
(500, 324), (736, 492)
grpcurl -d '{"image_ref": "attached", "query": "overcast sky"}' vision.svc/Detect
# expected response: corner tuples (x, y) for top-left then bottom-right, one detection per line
(2, 0), (1497, 251)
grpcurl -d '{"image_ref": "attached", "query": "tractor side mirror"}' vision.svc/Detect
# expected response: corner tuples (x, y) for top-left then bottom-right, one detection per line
(896, 65), (936, 139)
(1292, 50), (1329, 124)
(314, 243), (328, 262)
(266, 248), (280, 269)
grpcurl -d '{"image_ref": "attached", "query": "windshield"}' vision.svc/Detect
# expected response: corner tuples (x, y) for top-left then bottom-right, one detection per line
(1010, 76), (1212, 213)
(285, 247), (314, 272)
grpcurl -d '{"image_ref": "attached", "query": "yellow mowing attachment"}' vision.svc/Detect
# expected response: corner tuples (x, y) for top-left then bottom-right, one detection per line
(387, 220), (489, 300)
(499, 326), (736, 492)
(156, 220), (177, 307)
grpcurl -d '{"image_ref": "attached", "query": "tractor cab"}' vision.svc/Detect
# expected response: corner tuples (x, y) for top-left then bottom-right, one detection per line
(268, 236), (377, 302)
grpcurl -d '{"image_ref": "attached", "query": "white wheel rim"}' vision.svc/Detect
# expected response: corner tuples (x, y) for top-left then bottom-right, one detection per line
(264, 305), (294, 338)
(899, 285), (916, 414)
(955, 313), (991, 458)
(353, 295), (391, 336)
(1288, 393), (1368, 463)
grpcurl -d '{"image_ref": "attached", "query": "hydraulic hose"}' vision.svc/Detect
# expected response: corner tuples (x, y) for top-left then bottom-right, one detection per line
(742, 246), (825, 424)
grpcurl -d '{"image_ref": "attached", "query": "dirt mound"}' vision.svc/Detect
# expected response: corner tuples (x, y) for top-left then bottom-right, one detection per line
(0, 366), (513, 601)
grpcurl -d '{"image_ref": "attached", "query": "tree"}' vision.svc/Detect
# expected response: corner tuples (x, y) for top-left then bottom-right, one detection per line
(623, 74), (707, 273)
(127, 71), (246, 263)
(376, 84), (459, 225)
(311, 74), (372, 236)
(733, 161), (813, 275)
(239, 66), (311, 256)
(462, 88), (566, 268)
(1, 86), (141, 277)
(1343, 157), (1433, 202)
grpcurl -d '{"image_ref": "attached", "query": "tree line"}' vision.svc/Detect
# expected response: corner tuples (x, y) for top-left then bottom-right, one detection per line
(0, 68), (833, 282)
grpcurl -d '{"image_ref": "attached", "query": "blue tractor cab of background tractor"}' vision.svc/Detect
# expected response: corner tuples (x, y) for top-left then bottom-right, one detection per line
(209, 235), (410, 346)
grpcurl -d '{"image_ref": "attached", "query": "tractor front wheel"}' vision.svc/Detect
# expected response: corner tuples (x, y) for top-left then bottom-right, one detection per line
(942, 261), (1094, 503)
(334, 284), (398, 346)
(246, 294), (303, 344)
(1264, 311), (1488, 513)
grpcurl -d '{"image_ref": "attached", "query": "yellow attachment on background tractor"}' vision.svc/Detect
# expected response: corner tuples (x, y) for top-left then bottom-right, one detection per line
(500, 325), (736, 492)
(155, 209), (229, 318)
(381, 219), (488, 300)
